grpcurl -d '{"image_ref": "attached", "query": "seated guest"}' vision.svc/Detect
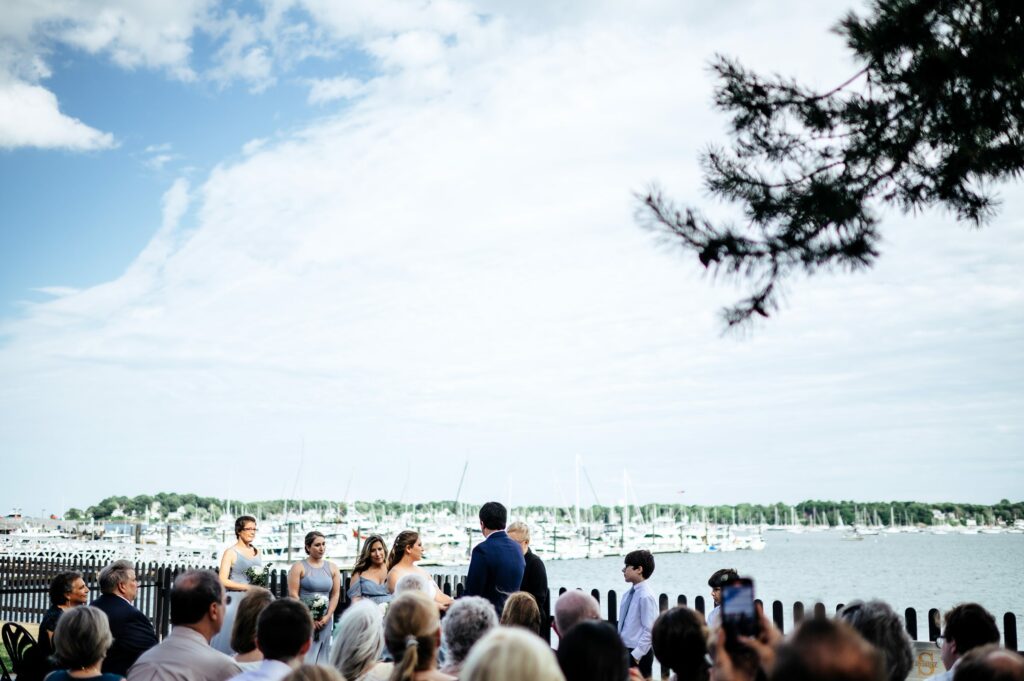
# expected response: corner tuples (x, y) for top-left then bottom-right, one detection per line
(233, 599), (312, 681)
(935, 604), (1002, 681)
(329, 600), (393, 681)
(127, 569), (241, 681)
(763, 618), (883, 681)
(47, 605), (121, 681)
(282, 666), (344, 681)
(651, 607), (709, 681)
(500, 592), (542, 637)
(41, 571), (90, 657)
(395, 573), (434, 597)
(553, 590), (600, 638)
(461, 627), (564, 681)
(384, 592), (454, 681)
(232, 587), (275, 670)
(557, 619), (631, 681)
(954, 645), (1024, 681)
(91, 561), (158, 677)
(838, 601), (914, 681)
(440, 596), (497, 677)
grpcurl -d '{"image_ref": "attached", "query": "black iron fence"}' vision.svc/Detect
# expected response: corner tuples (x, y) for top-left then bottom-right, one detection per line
(1, 556), (1018, 651)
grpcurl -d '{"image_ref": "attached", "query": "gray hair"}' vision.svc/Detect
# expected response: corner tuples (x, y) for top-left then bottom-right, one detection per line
(554, 590), (600, 635)
(53, 606), (113, 669)
(838, 600), (914, 681)
(98, 559), (136, 594)
(395, 573), (432, 596)
(443, 596), (498, 666)
(461, 627), (564, 681)
(329, 600), (384, 681)
(506, 522), (530, 543)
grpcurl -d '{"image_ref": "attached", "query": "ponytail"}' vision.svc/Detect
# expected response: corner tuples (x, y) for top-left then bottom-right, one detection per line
(390, 635), (420, 681)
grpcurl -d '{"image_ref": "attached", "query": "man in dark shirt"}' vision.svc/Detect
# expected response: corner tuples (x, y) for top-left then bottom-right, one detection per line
(91, 560), (158, 676)
(464, 502), (525, 615)
(507, 521), (550, 642)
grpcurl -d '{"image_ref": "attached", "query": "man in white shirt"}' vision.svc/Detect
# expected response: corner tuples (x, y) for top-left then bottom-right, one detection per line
(232, 599), (312, 681)
(933, 603), (1001, 681)
(128, 570), (241, 681)
(617, 549), (658, 678)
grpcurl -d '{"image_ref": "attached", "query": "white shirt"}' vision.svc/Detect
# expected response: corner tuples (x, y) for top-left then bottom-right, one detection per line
(229, 659), (294, 681)
(618, 580), (658, 660)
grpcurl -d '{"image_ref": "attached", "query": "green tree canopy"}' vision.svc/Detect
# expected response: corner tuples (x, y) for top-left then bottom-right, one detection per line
(640, 0), (1024, 328)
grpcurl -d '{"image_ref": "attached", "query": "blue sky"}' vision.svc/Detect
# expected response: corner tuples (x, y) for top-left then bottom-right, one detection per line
(1, 0), (1022, 517)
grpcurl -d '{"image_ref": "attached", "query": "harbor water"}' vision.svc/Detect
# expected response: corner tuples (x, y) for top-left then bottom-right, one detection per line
(448, 530), (1024, 632)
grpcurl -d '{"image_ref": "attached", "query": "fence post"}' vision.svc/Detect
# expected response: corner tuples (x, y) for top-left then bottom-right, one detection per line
(677, 594), (687, 607)
(773, 600), (785, 634)
(813, 602), (826, 620)
(793, 601), (805, 625)
(1004, 613), (1018, 651)
(694, 595), (705, 615)
(928, 608), (941, 642)
(608, 590), (618, 628)
(905, 608), (918, 640)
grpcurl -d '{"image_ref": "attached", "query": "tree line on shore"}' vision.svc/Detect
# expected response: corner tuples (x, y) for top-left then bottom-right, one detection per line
(61, 493), (1023, 528)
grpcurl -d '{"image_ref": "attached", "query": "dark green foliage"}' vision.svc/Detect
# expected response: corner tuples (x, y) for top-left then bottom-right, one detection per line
(639, 0), (1024, 328)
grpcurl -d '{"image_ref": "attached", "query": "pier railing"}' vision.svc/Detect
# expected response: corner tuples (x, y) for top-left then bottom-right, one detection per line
(1, 557), (1018, 654)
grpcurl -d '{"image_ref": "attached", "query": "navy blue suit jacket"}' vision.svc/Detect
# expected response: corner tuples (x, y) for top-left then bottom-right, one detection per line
(90, 593), (159, 676)
(464, 530), (526, 613)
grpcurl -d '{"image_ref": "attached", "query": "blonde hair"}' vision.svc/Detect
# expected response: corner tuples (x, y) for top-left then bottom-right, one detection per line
(282, 665), (345, 681)
(462, 627), (565, 681)
(385, 592), (440, 681)
(500, 591), (541, 635)
(506, 521), (530, 543)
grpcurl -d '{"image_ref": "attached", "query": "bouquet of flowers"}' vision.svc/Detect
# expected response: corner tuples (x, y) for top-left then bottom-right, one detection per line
(245, 566), (270, 588)
(303, 594), (330, 641)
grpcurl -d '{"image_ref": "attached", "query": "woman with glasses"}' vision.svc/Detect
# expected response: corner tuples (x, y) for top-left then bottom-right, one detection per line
(348, 535), (393, 605)
(211, 515), (263, 654)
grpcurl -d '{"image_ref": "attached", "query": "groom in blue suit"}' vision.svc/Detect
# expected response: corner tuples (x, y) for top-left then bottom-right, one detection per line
(464, 501), (525, 614)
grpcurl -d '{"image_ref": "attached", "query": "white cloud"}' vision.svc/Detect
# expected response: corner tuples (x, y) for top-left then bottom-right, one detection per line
(1, 0), (1022, 511)
(306, 76), (365, 104)
(0, 80), (116, 150)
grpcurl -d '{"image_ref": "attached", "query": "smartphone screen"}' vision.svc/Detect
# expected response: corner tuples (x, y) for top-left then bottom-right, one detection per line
(721, 578), (759, 640)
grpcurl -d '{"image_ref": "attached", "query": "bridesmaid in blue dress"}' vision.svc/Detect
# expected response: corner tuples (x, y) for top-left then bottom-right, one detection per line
(347, 534), (393, 605)
(288, 531), (341, 664)
(211, 515), (263, 654)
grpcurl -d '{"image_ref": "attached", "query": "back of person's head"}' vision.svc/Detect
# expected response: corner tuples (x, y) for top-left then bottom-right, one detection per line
(770, 618), (885, 681)
(257, 598), (313, 662)
(708, 568), (740, 589)
(49, 571), (82, 607)
(443, 596), (498, 668)
(462, 626), (565, 681)
(232, 586), (275, 653)
(507, 521), (531, 542)
(330, 600), (384, 681)
(557, 619), (629, 681)
(954, 645), (1024, 681)
(838, 600), (914, 681)
(170, 569), (223, 626)
(479, 502), (508, 531)
(395, 573), (432, 595)
(944, 603), (1000, 655)
(98, 560), (135, 595)
(501, 591), (542, 635)
(554, 590), (600, 635)
(283, 664), (345, 681)
(623, 549), (655, 579)
(53, 605), (112, 670)
(652, 606), (709, 681)
(385, 591), (441, 681)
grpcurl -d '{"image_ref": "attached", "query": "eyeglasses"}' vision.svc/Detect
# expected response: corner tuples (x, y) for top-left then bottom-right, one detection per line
(242, 527), (257, 532)
(935, 636), (945, 649)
